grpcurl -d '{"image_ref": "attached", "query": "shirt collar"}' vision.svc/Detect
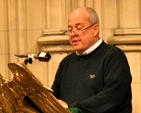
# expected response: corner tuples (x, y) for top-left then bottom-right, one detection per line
(76, 38), (103, 56)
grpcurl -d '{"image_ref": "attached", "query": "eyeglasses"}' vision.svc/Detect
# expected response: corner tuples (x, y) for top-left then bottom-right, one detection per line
(65, 24), (95, 35)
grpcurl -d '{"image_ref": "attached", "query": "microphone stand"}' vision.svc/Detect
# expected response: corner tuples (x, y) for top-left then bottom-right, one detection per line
(24, 58), (33, 65)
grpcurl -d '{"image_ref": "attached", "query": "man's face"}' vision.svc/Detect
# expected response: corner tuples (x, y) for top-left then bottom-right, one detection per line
(68, 8), (99, 54)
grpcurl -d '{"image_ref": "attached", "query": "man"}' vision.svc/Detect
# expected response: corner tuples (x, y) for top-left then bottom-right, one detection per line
(51, 7), (132, 113)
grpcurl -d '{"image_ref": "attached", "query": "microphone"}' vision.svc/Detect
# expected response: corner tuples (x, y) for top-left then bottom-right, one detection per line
(36, 52), (51, 62)
(14, 54), (34, 58)
(15, 52), (51, 64)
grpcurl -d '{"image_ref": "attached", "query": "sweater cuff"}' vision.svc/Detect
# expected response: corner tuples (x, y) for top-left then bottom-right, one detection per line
(68, 102), (78, 108)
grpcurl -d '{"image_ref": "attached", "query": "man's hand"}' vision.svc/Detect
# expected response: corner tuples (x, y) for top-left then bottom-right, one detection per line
(58, 100), (68, 108)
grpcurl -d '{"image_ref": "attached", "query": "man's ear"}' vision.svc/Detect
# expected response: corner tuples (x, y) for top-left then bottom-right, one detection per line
(93, 24), (99, 37)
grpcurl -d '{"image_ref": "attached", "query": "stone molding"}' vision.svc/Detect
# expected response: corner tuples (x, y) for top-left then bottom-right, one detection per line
(114, 28), (141, 35)
(107, 35), (141, 45)
(107, 28), (141, 51)
(37, 29), (73, 53)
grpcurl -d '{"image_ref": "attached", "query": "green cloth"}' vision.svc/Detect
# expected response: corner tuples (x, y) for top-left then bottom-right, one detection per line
(67, 108), (82, 113)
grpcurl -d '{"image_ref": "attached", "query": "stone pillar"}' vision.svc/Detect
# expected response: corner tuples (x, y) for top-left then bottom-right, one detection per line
(107, 0), (141, 112)
(0, 0), (28, 78)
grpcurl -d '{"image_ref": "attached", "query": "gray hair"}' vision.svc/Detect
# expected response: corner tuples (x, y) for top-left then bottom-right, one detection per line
(85, 7), (99, 25)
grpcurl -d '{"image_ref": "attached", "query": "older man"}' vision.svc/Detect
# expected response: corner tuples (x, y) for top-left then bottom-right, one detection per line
(52, 7), (132, 113)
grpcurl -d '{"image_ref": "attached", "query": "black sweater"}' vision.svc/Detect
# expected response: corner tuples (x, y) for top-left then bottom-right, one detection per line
(52, 41), (132, 113)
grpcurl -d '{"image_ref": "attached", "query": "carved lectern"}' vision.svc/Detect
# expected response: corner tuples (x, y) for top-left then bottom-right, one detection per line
(0, 62), (71, 113)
